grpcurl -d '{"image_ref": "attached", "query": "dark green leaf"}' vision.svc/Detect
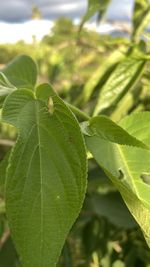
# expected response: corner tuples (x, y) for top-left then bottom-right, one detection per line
(0, 237), (20, 267)
(90, 192), (137, 228)
(2, 84), (87, 267)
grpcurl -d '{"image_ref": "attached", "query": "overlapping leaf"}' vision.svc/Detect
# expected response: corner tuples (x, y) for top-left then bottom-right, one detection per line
(2, 84), (87, 267)
(0, 72), (15, 108)
(2, 55), (37, 89)
(85, 112), (150, 247)
(93, 51), (147, 116)
(82, 115), (150, 149)
(79, 49), (124, 103)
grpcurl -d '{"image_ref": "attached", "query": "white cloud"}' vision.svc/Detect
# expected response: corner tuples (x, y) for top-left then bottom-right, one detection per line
(0, 20), (53, 43)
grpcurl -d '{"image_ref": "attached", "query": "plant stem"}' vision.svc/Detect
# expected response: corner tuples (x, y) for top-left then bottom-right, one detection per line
(66, 103), (90, 121)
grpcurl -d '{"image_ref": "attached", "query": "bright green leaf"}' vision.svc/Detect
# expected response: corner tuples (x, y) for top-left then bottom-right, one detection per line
(132, 0), (150, 42)
(85, 112), (150, 247)
(82, 115), (150, 150)
(2, 55), (38, 89)
(2, 84), (87, 267)
(80, 49), (124, 103)
(93, 52), (146, 116)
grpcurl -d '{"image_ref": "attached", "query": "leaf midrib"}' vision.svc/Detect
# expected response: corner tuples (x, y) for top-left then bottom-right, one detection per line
(36, 102), (44, 266)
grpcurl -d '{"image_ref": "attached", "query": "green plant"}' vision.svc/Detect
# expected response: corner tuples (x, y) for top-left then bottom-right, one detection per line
(0, 52), (150, 267)
(0, 1), (150, 266)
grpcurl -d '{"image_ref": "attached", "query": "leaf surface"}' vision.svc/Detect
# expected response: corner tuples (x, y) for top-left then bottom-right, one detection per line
(85, 112), (150, 247)
(93, 53), (146, 116)
(82, 115), (149, 150)
(0, 72), (16, 108)
(2, 55), (37, 89)
(80, 49), (124, 103)
(132, 0), (150, 42)
(2, 84), (87, 267)
(79, 0), (111, 30)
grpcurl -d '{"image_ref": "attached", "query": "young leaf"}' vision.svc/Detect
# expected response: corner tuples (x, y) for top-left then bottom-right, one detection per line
(2, 84), (87, 267)
(80, 0), (111, 30)
(79, 49), (124, 103)
(132, 0), (150, 42)
(2, 55), (38, 89)
(93, 52), (146, 116)
(85, 112), (150, 247)
(0, 72), (16, 108)
(82, 115), (149, 150)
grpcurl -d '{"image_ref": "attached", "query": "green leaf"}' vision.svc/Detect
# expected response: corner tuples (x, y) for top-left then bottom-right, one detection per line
(79, 49), (124, 103)
(0, 237), (20, 267)
(93, 52), (146, 116)
(85, 112), (150, 247)
(2, 55), (38, 89)
(2, 84), (87, 267)
(90, 192), (137, 228)
(82, 115), (150, 150)
(0, 72), (16, 108)
(132, 0), (150, 42)
(80, 0), (111, 30)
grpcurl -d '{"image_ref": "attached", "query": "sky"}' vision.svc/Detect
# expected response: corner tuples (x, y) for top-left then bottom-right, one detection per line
(0, 0), (134, 43)
(0, 0), (133, 22)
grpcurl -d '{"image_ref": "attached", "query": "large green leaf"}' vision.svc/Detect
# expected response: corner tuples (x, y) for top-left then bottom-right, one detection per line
(93, 52), (146, 116)
(85, 112), (150, 247)
(0, 72), (16, 108)
(2, 84), (87, 267)
(2, 55), (37, 89)
(132, 0), (150, 42)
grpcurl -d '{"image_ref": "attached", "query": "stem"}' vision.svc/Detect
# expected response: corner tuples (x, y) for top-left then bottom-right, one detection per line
(66, 103), (90, 121)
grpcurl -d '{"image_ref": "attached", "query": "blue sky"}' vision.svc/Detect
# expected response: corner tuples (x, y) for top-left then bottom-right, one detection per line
(0, 0), (133, 22)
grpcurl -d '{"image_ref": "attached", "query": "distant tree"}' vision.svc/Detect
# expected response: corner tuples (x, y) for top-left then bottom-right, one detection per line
(32, 5), (42, 20)
(52, 17), (74, 35)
